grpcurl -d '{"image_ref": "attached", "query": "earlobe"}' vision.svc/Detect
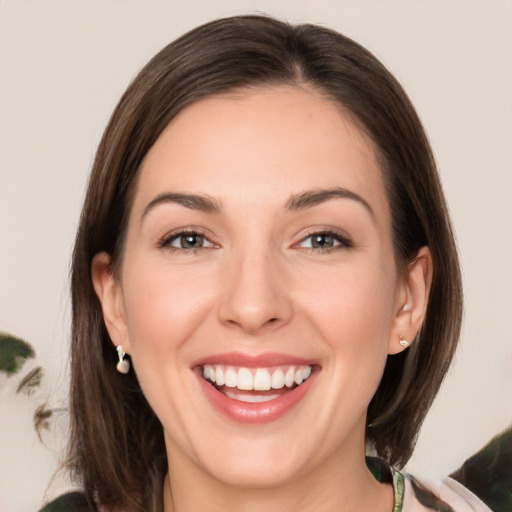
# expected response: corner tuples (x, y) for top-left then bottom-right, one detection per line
(388, 246), (433, 355)
(91, 252), (131, 353)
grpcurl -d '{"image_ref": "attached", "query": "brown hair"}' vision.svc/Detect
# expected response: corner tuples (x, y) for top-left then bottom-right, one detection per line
(68, 14), (463, 511)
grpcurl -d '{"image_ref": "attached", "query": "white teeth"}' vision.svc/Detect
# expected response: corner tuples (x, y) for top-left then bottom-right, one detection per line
(302, 366), (312, 380)
(284, 367), (295, 387)
(215, 366), (225, 386)
(224, 390), (282, 403)
(202, 364), (313, 392)
(224, 368), (237, 388)
(237, 368), (253, 390)
(271, 368), (285, 389)
(253, 369), (271, 390)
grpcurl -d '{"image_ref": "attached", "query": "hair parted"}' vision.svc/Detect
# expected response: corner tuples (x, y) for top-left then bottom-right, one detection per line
(68, 14), (463, 511)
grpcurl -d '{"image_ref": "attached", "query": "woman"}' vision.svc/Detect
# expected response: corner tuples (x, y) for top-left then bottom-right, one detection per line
(41, 14), (491, 512)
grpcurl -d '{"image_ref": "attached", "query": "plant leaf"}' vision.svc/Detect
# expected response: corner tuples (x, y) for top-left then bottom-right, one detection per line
(0, 332), (35, 375)
(33, 404), (65, 443)
(34, 404), (53, 442)
(16, 366), (43, 394)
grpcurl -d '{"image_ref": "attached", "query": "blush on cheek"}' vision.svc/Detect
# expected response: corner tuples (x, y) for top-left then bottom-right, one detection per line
(124, 269), (218, 353)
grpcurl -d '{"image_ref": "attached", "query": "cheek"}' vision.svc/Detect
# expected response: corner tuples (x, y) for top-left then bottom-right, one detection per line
(121, 260), (217, 358)
(298, 264), (396, 390)
(302, 264), (396, 341)
(118, 259), (220, 433)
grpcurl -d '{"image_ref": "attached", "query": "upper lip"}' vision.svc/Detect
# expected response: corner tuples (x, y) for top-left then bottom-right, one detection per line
(191, 352), (318, 369)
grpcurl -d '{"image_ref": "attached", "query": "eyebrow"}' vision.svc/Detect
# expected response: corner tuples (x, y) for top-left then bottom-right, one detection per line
(142, 187), (374, 220)
(142, 192), (222, 219)
(285, 187), (374, 217)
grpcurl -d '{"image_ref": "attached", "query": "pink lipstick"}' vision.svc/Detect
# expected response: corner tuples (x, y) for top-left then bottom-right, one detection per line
(193, 352), (319, 424)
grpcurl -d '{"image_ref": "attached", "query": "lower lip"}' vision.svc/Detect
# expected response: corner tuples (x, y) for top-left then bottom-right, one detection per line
(196, 371), (317, 424)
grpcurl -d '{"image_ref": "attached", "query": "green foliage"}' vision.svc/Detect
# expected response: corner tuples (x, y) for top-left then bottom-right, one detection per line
(39, 491), (91, 512)
(17, 366), (43, 394)
(34, 404), (60, 443)
(1, 331), (58, 445)
(450, 427), (512, 512)
(0, 332), (35, 374)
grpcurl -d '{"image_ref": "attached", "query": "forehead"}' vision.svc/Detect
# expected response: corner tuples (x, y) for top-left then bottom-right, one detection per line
(135, 86), (388, 218)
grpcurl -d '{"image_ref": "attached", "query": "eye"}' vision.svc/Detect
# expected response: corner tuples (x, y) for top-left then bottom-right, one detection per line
(298, 231), (352, 251)
(160, 231), (215, 251)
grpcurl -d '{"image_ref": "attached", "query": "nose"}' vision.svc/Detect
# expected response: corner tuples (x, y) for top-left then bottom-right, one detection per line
(217, 250), (293, 335)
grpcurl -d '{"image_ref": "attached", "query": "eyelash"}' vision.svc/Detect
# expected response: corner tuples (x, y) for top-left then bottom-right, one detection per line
(158, 229), (216, 253)
(295, 229), (353, 253)
(158, 228), (353, 254)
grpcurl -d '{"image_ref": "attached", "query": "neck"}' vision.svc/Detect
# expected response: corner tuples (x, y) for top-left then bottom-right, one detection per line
(162, 444), (393, 512)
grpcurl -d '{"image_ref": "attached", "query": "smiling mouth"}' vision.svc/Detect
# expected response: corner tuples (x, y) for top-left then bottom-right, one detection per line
(201, 364), (313, 403)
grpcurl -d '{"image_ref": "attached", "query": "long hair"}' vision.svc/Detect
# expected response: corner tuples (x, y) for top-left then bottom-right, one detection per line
(68, 15), (463, 511)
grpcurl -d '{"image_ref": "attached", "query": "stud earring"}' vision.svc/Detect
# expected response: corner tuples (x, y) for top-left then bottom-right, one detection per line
(116, 345), (130, 374)
(399, 335), (409, 348)
(402, 303), (411, 312)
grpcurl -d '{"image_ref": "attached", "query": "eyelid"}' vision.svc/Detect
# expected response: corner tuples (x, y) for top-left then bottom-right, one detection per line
(157, 226), (219, 251)
(292, 226), (353, 251)
(156, 225), (352, 252)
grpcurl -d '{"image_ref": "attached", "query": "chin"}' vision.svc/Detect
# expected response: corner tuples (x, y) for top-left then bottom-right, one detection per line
(203, 452), (303, 489)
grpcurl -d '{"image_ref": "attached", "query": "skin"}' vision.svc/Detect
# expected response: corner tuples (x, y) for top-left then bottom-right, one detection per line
(93, 86), (431, 512)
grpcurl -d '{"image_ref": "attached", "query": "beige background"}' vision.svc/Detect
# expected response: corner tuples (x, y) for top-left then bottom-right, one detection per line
(1, 1), (511, 510)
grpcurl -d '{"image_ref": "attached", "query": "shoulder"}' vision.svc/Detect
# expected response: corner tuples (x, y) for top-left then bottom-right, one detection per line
(402, 474), (492, 512)
(367, 456), (492, 512)
(450, 427), (512, 512)
(385, 427), (512, 512)
(39, 491), (97, 512)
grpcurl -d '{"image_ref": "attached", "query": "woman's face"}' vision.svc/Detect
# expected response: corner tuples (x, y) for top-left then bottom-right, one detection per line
(96, 86), (423, 487)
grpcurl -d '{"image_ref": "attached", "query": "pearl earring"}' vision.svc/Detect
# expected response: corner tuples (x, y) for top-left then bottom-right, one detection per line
(399, 335), (409, 347)
(116, 345), (130, 374)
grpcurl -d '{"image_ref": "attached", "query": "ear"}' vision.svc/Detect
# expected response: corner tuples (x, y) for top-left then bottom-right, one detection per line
(388, 246), (433, 355)
(91, 252), (131, 354)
